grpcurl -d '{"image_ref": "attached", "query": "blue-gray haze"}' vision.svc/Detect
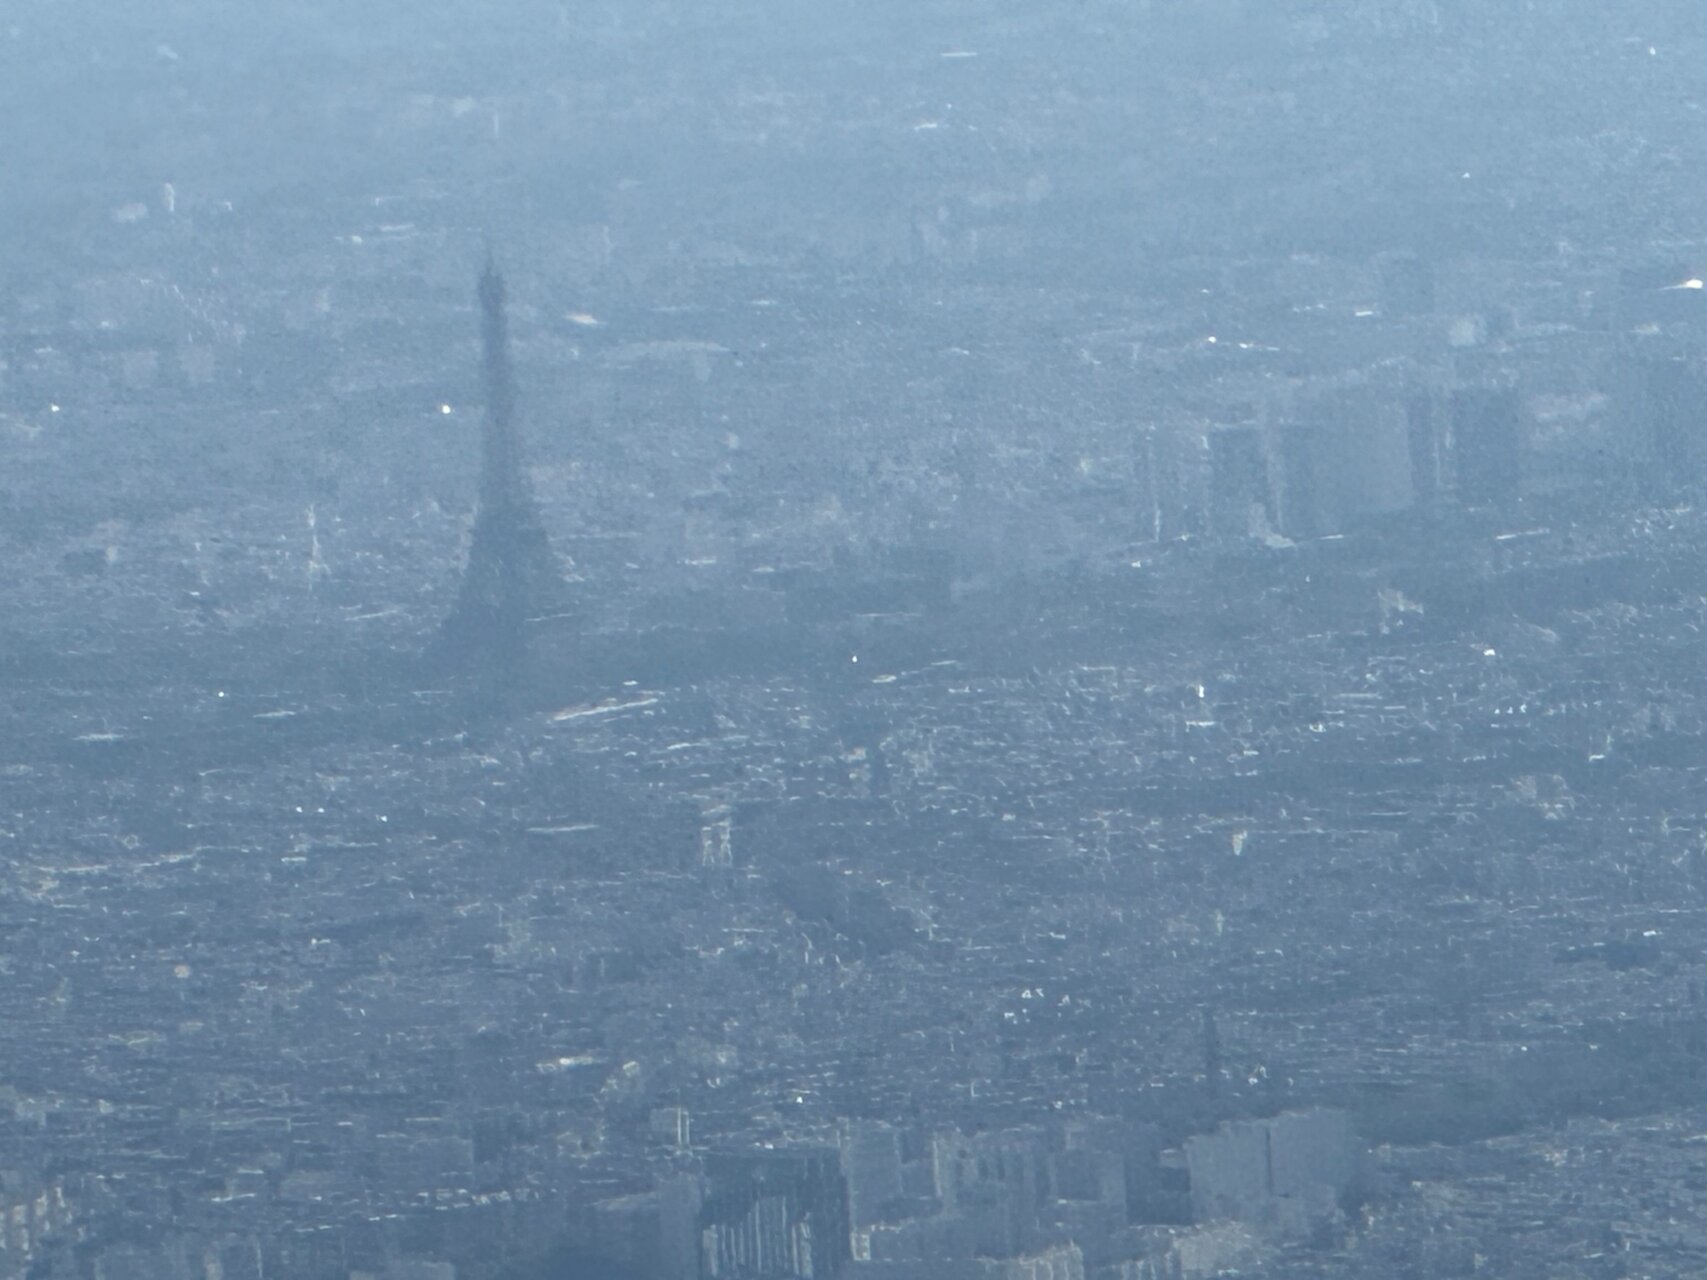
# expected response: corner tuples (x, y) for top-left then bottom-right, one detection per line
(3, 3), (1707, 1278)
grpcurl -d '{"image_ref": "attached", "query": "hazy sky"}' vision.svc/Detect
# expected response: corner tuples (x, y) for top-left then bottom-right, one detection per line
(6, 0), (1706, 285)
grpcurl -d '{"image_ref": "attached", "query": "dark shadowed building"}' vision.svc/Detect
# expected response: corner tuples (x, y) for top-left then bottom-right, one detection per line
(1618, 354), (1707, 494)
(700, 1149), (851, 1279)
(1450, 386), (1523, 508)
(1404, 391), (1444, 506)
(1186, 1108), (1361, 1236)
(1207, 425), (1274, 541)
(1310, 387), (1414, 521)
(1272, 421), (1333, 539)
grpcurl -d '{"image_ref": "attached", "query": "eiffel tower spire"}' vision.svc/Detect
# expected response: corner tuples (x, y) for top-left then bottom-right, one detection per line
(437, 256), (564, 676)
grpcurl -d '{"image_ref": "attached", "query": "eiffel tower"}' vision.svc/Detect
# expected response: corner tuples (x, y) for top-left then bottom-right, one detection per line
(437, 257), (564, 677)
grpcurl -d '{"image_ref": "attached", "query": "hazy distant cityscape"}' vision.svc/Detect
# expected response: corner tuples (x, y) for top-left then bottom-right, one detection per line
(7, 3), (1707, 1277)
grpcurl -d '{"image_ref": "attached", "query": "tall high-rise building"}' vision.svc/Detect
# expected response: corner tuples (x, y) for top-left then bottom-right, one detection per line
(1185, 1109), (1359, 1231)
(841, 1121), (904, 1230)
(1311, 387), (1414, 519)
(1207, 425), (1274, 541)
(1619, 354), (1707, 492)
(700, 1149), (850, 1279)
(438, 258), (564, 674)
(1272, 421), (1332, 539)
(1450, 386), (1523, 507)
(1404, 391), (1444, 506)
